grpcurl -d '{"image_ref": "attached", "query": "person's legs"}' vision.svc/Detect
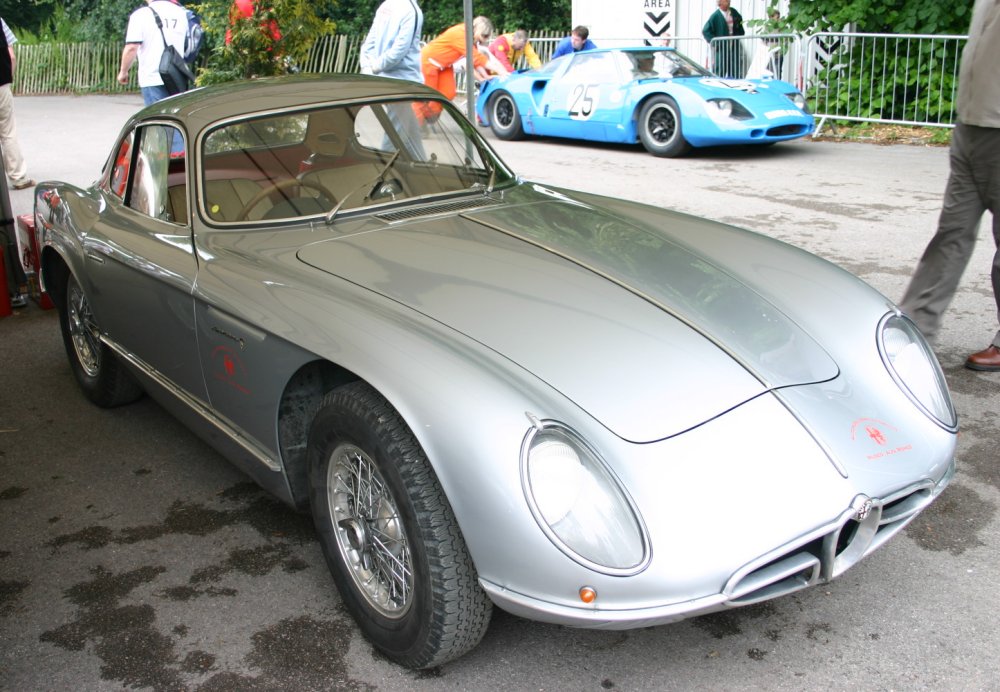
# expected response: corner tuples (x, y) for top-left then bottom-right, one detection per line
(415, 62), (440, 124)
(0, 83), (30, 185)
(900, 123), (986, 343)
(141, 85), (171, 106)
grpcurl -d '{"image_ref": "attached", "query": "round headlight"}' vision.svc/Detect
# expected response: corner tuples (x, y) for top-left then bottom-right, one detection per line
(789, 92), (807, 110)
(878, 313), (957, 429)
(522, 423), (649, 574)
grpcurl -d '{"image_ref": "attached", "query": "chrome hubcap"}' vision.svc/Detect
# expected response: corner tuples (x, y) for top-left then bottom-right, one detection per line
(327, 444), (412, 618)
(67, 277), (101, 377)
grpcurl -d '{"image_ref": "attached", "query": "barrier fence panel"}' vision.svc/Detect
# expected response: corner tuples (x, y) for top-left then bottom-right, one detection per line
(10, 31), (968, 135)
(804, 32), (966, 131)
(709, 34), (801, 87)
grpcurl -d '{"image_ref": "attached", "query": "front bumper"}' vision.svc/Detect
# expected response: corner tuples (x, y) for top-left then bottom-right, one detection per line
(481, 457), (955, 629)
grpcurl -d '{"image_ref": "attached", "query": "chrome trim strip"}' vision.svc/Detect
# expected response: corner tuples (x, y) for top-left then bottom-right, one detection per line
(102, 336), (281, 472)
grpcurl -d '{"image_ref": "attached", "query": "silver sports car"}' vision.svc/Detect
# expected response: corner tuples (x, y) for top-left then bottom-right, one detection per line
(34, 75), (957, 669)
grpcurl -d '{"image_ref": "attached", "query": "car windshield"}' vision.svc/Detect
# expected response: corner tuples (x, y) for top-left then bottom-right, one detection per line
(631, 50), (711, 79)
(199, 99), (514, 224)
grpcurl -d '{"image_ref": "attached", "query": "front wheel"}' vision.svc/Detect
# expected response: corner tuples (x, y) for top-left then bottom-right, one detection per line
(638, 95), (691, 157)
(57, 272), (142, 407)
(489, 92), (525, 141)
(307, 382), (492, 668)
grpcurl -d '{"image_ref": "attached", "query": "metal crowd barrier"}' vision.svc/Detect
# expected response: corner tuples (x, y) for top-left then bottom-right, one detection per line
(15, 31), (968, 135)
(803, 32), (966, 132)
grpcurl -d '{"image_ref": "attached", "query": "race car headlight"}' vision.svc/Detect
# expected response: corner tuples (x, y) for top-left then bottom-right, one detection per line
(521, 422), (649, 574)
(707, 98), (753, 121)
(878, 313), (957, 430)
(785, 91), (808, 111)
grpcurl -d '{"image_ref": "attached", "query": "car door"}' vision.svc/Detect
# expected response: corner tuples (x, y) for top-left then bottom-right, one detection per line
(85, 121), (207, 401)
(534, 51), (628, 141)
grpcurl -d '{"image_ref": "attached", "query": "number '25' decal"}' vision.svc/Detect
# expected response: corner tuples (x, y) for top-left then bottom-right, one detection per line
(567, 84), (600, 120)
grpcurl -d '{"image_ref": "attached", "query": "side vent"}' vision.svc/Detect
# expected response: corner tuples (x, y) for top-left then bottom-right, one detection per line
(376, 196), (501, 222)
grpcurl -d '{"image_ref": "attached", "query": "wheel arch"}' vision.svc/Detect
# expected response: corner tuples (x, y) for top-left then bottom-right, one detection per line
(40, 246), (71, 311)
(277, 359), (361, 511)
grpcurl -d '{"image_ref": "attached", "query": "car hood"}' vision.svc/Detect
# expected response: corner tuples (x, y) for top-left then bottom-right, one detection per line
(297, 191), (838, 442)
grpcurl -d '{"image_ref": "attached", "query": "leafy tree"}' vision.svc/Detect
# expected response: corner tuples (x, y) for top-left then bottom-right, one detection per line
(195, 0), (336, 85)
(327, 0), (573, 37)
(785, 0), (971, 34)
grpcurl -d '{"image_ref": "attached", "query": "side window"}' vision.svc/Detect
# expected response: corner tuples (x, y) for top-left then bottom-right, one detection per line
(108, 132), (134, 200)
(128, 124), (187, 224)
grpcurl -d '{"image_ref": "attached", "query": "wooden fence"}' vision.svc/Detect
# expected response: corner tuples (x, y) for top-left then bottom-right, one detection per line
(11, 31), (561, 95)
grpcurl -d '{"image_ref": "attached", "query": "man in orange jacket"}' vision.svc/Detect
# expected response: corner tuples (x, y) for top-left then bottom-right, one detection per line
(417, 16), (495, 124)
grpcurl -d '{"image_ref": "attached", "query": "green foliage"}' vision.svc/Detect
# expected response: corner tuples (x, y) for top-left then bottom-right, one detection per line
(0, 0), (56, 35)
(6, 6), (78, 44)
(327, 0), (573, 37)
(786, 0), (971, 34)
(195, 0), (336, 85)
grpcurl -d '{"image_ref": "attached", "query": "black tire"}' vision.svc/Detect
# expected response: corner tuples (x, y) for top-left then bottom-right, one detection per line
(637, 95), (691, 157)
(307, 382), (492, 668)
(489, 92), (525, 141)
(57, 272), (143, 408)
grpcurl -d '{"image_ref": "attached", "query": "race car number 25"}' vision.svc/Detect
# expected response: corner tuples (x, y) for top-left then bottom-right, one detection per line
(567, 84), (600, 120)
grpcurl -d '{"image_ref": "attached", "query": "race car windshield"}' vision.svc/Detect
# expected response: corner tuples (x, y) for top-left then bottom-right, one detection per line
(651, 50), (712, 78)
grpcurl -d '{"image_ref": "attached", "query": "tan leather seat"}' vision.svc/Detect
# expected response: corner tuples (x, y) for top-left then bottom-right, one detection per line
(204, 179), (266, 221)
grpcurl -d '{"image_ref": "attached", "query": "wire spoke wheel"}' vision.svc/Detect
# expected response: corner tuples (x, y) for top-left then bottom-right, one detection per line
(67, 275), (102, 377)
(328, 443), (413, 618)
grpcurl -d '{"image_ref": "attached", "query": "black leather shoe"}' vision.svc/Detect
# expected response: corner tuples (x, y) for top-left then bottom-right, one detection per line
(964, 345), (1000, 371)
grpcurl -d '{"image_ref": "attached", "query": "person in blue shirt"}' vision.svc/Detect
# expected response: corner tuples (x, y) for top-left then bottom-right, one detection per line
(359, 0), (423, 83)
(551, 25), (596, 60)
(358, 0), (425, 157)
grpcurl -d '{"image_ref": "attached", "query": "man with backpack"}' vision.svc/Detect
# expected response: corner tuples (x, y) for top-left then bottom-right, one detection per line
(117, 0), (198, 104)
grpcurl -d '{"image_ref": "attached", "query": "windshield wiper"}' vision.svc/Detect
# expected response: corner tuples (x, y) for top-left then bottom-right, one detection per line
(325, 150), (401, 225)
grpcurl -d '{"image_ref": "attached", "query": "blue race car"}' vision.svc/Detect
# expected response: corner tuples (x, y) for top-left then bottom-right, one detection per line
(476, 47), (814, 157)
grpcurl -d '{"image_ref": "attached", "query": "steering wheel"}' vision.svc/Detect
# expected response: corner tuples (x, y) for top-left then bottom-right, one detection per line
(236, 178), (337, 221)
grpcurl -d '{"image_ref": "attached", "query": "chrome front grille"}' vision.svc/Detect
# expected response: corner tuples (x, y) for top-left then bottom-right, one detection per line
(723, 468), (952, 608)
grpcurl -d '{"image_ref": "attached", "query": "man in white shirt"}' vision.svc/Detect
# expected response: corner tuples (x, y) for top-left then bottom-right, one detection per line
(117, 0), (190, 105)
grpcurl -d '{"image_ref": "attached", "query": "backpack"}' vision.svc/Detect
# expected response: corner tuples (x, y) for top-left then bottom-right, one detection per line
(182, 7), (204, 64)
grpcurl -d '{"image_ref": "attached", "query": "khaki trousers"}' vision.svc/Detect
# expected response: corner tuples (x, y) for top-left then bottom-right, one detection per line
(0, 82), (29, 184)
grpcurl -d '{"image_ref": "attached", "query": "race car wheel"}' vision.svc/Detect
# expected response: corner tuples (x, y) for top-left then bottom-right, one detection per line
(489, 92), (525, 140)
(58, 272), (143, 407)
(638, 95), (691, 157)
(307, 381), (492, 669)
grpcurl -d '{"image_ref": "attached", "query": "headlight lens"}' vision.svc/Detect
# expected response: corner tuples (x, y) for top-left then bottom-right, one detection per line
(878, 313), (956, 429)
(787, 92), (807, 111)
(522, 422), (649, 574)
(707, 98), (753, 121)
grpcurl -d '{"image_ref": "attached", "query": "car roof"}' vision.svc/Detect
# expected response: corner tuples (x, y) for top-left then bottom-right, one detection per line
(134, 73), (443, 134)
(582, 47), (678, 55)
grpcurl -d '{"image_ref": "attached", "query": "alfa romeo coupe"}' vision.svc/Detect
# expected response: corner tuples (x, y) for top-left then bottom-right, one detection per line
(35, 75), (955, 668)
(477, 47), (815, 156)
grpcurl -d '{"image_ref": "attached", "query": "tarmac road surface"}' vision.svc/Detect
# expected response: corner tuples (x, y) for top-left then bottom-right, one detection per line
(1, 94), (998, 690)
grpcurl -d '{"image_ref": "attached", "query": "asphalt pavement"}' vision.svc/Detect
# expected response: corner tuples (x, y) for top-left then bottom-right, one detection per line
(1, 94), (998, 691)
